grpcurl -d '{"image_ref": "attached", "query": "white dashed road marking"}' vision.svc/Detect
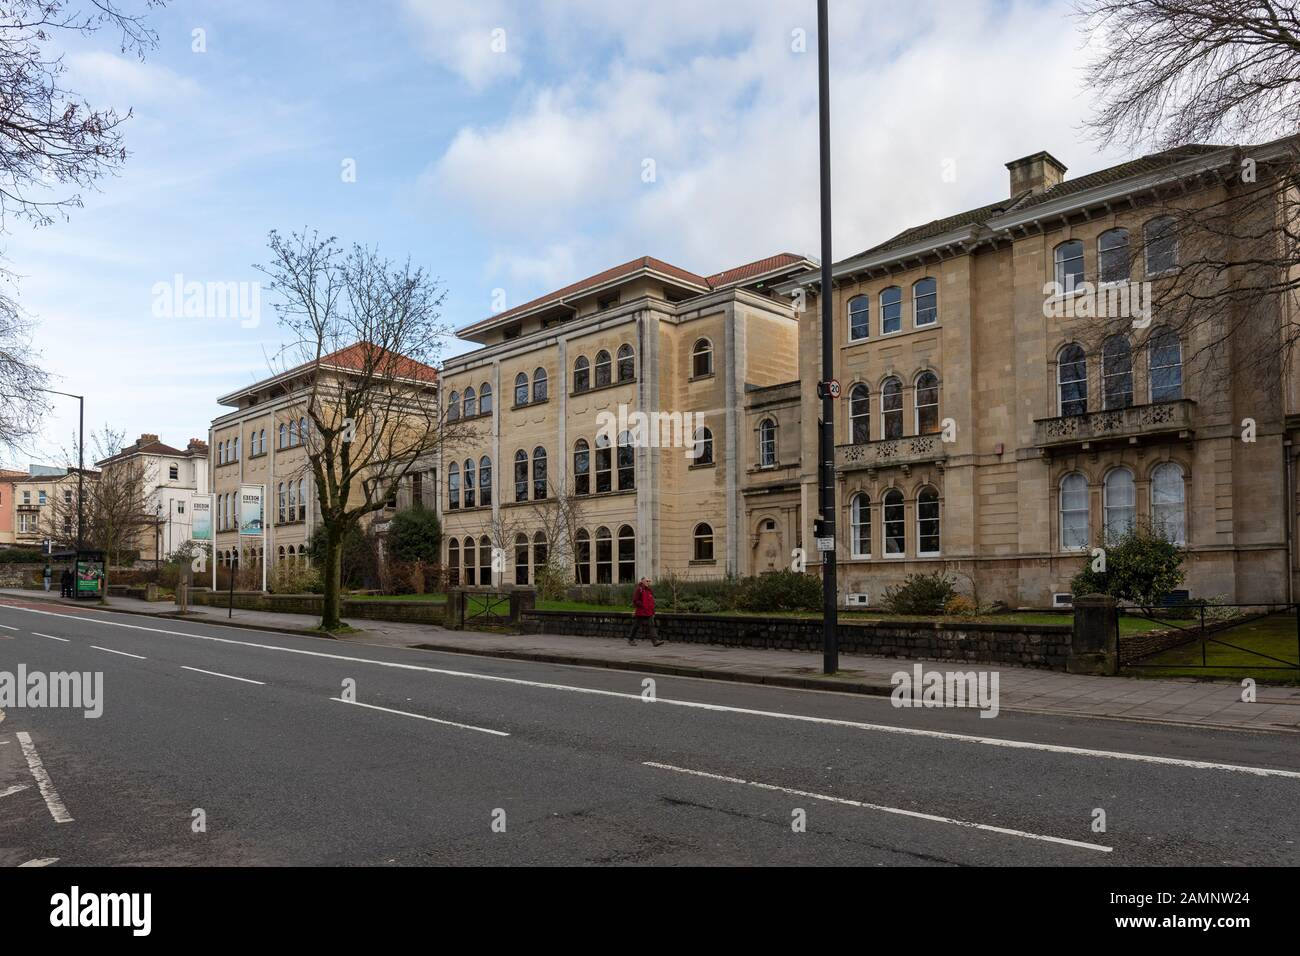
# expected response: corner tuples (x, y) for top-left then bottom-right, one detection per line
(181, 666), (264, 686)
(15, 732), (72, 823)
(329, 697), (509, 737)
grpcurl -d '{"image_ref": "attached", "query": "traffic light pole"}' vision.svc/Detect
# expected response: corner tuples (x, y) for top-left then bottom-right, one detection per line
(817, 0), (838, 674)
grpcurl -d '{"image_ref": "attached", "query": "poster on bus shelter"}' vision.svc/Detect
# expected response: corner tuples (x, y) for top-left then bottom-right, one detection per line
(239, 485), (264, 537)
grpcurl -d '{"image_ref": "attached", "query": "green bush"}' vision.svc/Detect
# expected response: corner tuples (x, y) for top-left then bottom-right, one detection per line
(389, 506), (441, 563)
(0, 548), (45, 563)
(308, 524), (378, 590)
(882, 573), (957, 615)
(734, 570), (822, 612)
(534, 560), (571, 602)
(1070, 522), (1184, 607)
(271, 562), (323, 594)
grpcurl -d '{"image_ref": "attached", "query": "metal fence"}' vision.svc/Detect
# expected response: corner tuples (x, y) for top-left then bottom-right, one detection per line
(1120, 602), (1300, 671)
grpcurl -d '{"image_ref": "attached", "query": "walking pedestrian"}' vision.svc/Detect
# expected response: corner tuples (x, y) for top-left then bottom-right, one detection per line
(42, 565), (51, 592)
(630, 576), (662, 647)
(61, 568), (73, 598)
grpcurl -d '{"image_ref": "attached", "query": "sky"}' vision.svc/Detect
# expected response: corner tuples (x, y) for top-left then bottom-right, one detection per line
(1, 0), (1138, 468)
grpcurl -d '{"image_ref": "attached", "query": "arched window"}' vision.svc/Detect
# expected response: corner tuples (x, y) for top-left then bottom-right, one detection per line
(448, 462), (460, 510)
(288, 419), (298, 446)
(278, 424), (286, 449)
(616, 430), (635, 490)
(278, 482), (286, 523)
(1104, 468), (1136, 544)
(595, 527), (613, 584)
(913, 277), (937, 327)
(287, 481), (295, 521)
(848, 295), (869, 341)
(881, 377), (903, 439)
(850, 493), (870, 558)
(693, 523), (714, 561)
(286, 546), (295, 565)
(514, 450), (528, 502)
(447, 390), (461, 421)
(463, 536), (476, 586)
(299, 418), (307, 443)
(883, 488), (905, 556)
(692, 338), (713, 377)
(514, 372), (529, 407)
(298, 479), (306, 521)
(1098, 227), (1130, 284)
(534, 531), (549, 577)
(917, 486), (940, 556)
(532, 446), (548, 500)
(1055, 239), (1085, 293)
(573, 356), (590, 393)
(759, 418), (777, 466)
(448, 539), (460, 587)
(617, 344), (635, 382)
(850, 384), (870, 443)
(881, 286), (902, 335)
(693, 426), (714, 465)
(480, 383), (493, 414)
(1102, 336), (1133, 410)
(278, 545), (286, 564)
(617, 526), (635, 581)
(573, 439), (590, 495)
(515, 533), (529, 586)
(1059, 473), (1089, 551)
(915, 372), (940, 434)
(1151, 462), (1186, 546)
(463, 458), (476, 509)
(463, 386), (477, 419)
(575, 529), (592, 584)
(479, 455), (492, 507)
(591, 350), (611, 388)
(532, 367), (548, 403)
(259, 429), (266, 454)
(1144, 216), (1177, 275)
(595, 434), (612, 493)
(1149, 329), (1183, 402)
(1058, 344), (1088, 416)
(233, 436), (239, 461)
(479, 535), (491, 586)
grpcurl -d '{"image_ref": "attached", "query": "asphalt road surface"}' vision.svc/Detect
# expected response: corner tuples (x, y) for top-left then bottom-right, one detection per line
(1, 595), (1297, 866)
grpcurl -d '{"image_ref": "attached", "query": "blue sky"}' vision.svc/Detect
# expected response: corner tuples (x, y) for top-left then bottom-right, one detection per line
(3, 0), (1133, 466)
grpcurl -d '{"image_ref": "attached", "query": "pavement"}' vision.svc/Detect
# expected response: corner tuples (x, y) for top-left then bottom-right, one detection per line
(3, 588), (1299, 735)
(1, 593), (1299, 866)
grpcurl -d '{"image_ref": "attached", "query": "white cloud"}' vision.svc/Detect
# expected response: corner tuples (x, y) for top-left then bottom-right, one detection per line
(401, 0), (523, 90)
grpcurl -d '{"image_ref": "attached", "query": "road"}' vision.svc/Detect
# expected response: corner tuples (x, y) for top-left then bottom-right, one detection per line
(0, 595), (1297, 866)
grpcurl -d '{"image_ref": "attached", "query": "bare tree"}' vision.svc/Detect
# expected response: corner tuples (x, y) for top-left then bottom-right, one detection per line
(0, 1), (167, 450)
(1076, 1), (1300, 377)
(256, 229), (464, 630)
(476, 481), (587, 592)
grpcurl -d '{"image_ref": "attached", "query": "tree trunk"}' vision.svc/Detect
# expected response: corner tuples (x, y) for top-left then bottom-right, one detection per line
(321, 523), (344, 630)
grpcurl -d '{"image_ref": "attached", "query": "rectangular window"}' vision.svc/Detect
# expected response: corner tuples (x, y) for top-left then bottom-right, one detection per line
(169, 465), (179, 480)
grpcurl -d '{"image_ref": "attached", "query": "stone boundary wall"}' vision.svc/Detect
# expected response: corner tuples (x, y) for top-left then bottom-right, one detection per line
(187, 590), (445, 625)
(521, 610), (1073, 670)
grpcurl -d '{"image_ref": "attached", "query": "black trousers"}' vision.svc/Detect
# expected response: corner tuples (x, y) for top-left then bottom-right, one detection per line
(630, 616), (658, 643)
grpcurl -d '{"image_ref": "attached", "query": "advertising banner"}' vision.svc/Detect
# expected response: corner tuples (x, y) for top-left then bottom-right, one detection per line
(239, 485), (264, 537)
(192, 494), (213, 541)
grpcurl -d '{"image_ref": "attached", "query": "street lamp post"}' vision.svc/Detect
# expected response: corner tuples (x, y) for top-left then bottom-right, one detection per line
(36, 388), (85, 552)
(816, 0), (839, 674)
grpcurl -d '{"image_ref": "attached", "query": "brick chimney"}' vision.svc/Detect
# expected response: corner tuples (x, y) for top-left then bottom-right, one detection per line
(1006, 151), (1067, 197)
(138, 433), (159, 445)
(187, 438), (208, 452)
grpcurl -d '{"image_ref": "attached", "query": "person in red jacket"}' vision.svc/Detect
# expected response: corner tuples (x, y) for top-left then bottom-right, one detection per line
(630, 577), (663, 646)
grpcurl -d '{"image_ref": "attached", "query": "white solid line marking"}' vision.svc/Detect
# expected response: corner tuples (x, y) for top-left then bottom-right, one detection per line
(181, 666), (265, 685)
(91, 645), (145, 659)
(329, 698), (509, 736)
(0, 784), (30, 798)
(32, 632), (69, 642)
(18, 858), (58, 867)
(7, 603), (1300, 780)
(0, 623), (18, 630)
(645, 761), (1113, 853)
(15, 732), (72, 824)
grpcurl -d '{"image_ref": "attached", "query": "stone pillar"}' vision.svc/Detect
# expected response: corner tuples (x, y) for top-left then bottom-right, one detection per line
(1069, 593), (1118, 675)
(447, 590), (466, 630)
(509, 589), (536, 625)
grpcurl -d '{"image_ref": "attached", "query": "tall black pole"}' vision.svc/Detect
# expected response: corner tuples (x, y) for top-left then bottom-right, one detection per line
(76, 394), (84, 553)
(817, 0), (838, 674)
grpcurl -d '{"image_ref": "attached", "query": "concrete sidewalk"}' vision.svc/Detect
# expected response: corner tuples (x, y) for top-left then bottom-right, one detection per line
(4, 588), (1298, 734)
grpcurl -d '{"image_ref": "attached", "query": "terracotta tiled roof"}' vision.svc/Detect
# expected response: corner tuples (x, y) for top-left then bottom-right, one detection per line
(707, 253), (809, 289)
(281, 342), (439, 385)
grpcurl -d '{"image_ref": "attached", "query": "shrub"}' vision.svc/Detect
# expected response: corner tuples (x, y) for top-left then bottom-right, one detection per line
(882, 573), (957, 615)
(534, 560), (571, 602)
(308, 524), (378, 590)
(735, 570), (822, 612)
(0, 548), (46, 563)
(1070, 522), (1184, 607)
(943, 594), (978, 617)
(270, 562), (323, 594)
(388, 507), (441, 563)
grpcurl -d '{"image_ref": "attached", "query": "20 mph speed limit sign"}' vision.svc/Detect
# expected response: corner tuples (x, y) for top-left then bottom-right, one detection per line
(817, 380), (840, 399)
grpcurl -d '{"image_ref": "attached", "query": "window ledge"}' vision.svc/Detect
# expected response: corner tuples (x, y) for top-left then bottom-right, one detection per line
(511, 398), (551, 411)
(690, 559), (716, 566)
(689, 461), (716, 470)
(571, 378), (637, 398)
(689, 372), (715, 383)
